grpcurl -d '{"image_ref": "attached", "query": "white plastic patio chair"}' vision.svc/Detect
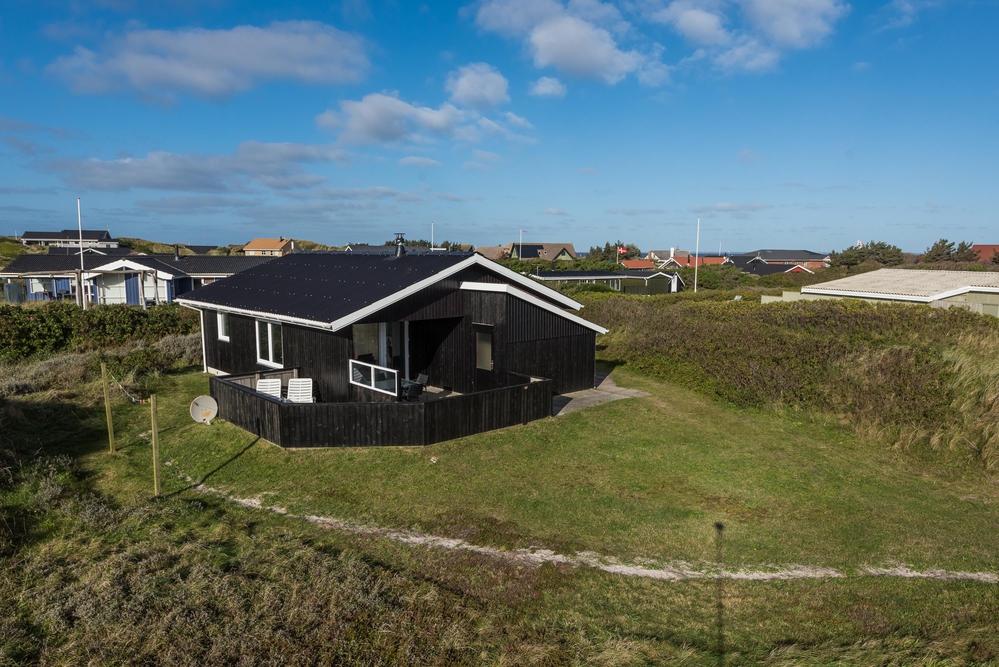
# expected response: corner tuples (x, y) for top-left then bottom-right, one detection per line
(287, 378), (314, 404)
(256, 378), (282, 398)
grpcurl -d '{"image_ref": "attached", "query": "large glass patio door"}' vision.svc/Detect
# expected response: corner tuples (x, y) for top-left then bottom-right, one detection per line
(353, 322), (411, 379)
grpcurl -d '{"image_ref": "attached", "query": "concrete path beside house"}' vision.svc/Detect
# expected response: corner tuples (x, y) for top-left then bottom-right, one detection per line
(552, 371), (650, 417)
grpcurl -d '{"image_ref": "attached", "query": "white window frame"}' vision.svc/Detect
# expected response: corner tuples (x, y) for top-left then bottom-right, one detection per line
(217, 311), (230, 341)
(255, 319), (283, 368)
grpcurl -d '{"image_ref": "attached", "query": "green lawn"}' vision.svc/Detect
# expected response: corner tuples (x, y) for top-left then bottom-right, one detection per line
(114, 366), (999, 574)
(6, 362), (999, 665)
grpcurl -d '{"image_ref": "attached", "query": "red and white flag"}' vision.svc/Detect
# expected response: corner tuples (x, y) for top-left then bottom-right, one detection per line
(617, 246), (627, 255)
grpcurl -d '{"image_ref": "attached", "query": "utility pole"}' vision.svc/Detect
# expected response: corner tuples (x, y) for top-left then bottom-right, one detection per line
(101, 362), (115, 453)
(431, 220), (434, 249)
(519, 229), (526, 261)
(78, 198), (87, 310)
(694, 217), (701, 293)
(151, 395), (161, 497)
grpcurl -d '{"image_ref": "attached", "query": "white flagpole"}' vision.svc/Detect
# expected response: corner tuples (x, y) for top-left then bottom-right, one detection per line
(693, 216), (700, 293)
(78, 198), (87, 310)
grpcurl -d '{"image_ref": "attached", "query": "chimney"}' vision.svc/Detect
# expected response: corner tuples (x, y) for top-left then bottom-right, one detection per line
(670, 247), (675, 258)
(394, 233), (406, 258)
(291, 240), (295, 251)
(173, 244), (180, 261)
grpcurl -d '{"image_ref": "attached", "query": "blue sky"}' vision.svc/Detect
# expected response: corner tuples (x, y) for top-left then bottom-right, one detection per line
(0, 0), (996, 253)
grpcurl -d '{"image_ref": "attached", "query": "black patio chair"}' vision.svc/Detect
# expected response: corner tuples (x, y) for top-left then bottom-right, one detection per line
(403, 383), (424, 402)
(415, 373), (429, 386)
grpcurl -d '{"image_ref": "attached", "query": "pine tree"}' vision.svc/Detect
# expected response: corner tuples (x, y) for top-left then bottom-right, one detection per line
(953, 241), (979, 263)
(923, 238), (955, 263)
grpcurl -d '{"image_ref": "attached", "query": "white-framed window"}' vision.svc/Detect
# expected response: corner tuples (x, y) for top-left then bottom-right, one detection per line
(256, 320), (283, 367)
(217, 312), (230, 341)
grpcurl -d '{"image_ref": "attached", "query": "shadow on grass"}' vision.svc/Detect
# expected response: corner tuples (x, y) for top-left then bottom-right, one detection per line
(165, 436), (260, 498)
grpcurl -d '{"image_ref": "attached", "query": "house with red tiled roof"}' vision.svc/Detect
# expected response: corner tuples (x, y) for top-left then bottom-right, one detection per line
(972, 244), (999, 263)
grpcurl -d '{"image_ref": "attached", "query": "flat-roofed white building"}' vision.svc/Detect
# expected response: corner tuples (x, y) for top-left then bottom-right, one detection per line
(761, 269), (999, 317)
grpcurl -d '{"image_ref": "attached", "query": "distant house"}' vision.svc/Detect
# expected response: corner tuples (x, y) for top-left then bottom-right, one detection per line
(47, 246), (132, 257)
(20, 229), (119, 249)
(532, 269), (683, 295)
(729, 249), (829, 269)
(761, 269), (999, 317)
(475, 246), (508, 261)
(0, 253), (274, 305)
(972, 244), (999, 263)
(175, 244), (219, 255)
(648, 249), (728, 268)
(243, 238), (295, 257)
(739, 263), (813, 276)
(620, 259), (657, 270)
(507, 242), (576, 261)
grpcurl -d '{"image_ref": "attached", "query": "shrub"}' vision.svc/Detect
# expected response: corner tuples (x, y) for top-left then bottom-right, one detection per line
(0, 303), (199, 362)
(581, 294), (999, 467)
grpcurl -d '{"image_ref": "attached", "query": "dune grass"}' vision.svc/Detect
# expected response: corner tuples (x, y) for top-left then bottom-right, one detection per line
(124, 367), (999, 574)
(5, 361), (999, 665)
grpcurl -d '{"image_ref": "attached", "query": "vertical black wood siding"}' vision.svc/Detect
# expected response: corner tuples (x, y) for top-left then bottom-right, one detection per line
(282, 324), (351, 402)
(209, 374), (552, 447)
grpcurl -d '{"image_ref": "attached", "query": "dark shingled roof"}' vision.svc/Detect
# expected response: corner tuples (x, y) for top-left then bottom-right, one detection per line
(177, 252), (476, 324)
(1, 253), (270, 278)
(1, 254), (113, 273)
(732, 249), (827, 263)
(47, 246), (133, 256)
(21, 229), (114, 241)
(146, 255), (276, 276)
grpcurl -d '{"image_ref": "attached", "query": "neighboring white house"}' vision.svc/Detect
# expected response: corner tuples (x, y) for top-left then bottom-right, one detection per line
(20, 229), (120, 249)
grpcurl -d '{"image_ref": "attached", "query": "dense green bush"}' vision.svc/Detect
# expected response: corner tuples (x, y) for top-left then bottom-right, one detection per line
(0, 302), (199, 362)
(582, 294), (999, 466)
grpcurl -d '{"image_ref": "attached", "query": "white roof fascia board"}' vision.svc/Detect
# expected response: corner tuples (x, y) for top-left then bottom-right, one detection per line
(801, 285), (999, 302)
(801, 287), (932, 302)
(460, 282), (608, 334)
(90, 259), (179, 281)
(326, 255), (483, 332)
(468, 255), (583, 310)
(174, 298), (334, 329)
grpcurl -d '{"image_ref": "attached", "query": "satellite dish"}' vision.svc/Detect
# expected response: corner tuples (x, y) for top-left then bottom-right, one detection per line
(190, 396), (218, 425)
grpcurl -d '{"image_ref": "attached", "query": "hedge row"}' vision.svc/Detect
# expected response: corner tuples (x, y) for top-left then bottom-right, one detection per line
(581, 294), (999, 466)
(0, 302), (200, 362)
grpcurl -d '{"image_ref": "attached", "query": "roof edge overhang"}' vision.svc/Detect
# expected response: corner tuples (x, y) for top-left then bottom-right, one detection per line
(174, 298), (335, 329)
(801, 284), (999, 302)
(177, 254), (584, 333)
(460, 281), (608, 334)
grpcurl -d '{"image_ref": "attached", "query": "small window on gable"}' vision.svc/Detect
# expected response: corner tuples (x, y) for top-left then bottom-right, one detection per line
(217, 312), (230, 341)
(476, 331), (493, 371)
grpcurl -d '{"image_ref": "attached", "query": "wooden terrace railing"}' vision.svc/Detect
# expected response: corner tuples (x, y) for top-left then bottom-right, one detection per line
(208, 368), (553, 448)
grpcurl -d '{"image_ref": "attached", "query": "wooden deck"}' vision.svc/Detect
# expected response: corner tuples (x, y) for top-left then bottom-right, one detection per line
(208, 368), (553, 447)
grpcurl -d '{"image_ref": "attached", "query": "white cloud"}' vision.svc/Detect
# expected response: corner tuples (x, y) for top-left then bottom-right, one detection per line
(463, 161), (491, 172)
(445, 62), (510, 110)
(530, 16), (643, 84)
(47, 21), (370, 102)
(543, 206), (569, 215)
(315, 110), (342, 129)
(714, 37), (780, 71)
(652, 3), (730, 45)
(530, 76), (567, 97)
(475, 0), (563, 36)
(477, 117), (536, 143)
(738, 149), (761, 163)
(398, 156), (442, 167)
(475, 0), (663, 86)
(327, 93), (469, 144)
(47, 141), (349, 192)
(472, 149), (501, 162)
(503, 112), (534, 129)
(647, 0), (849, 74)
(605, 208), (665, 215)
(135, 195), (258, 214)
(739, 0), (849, 49)
(689, 202), (773, 218)
(436, 192), (484, 202)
